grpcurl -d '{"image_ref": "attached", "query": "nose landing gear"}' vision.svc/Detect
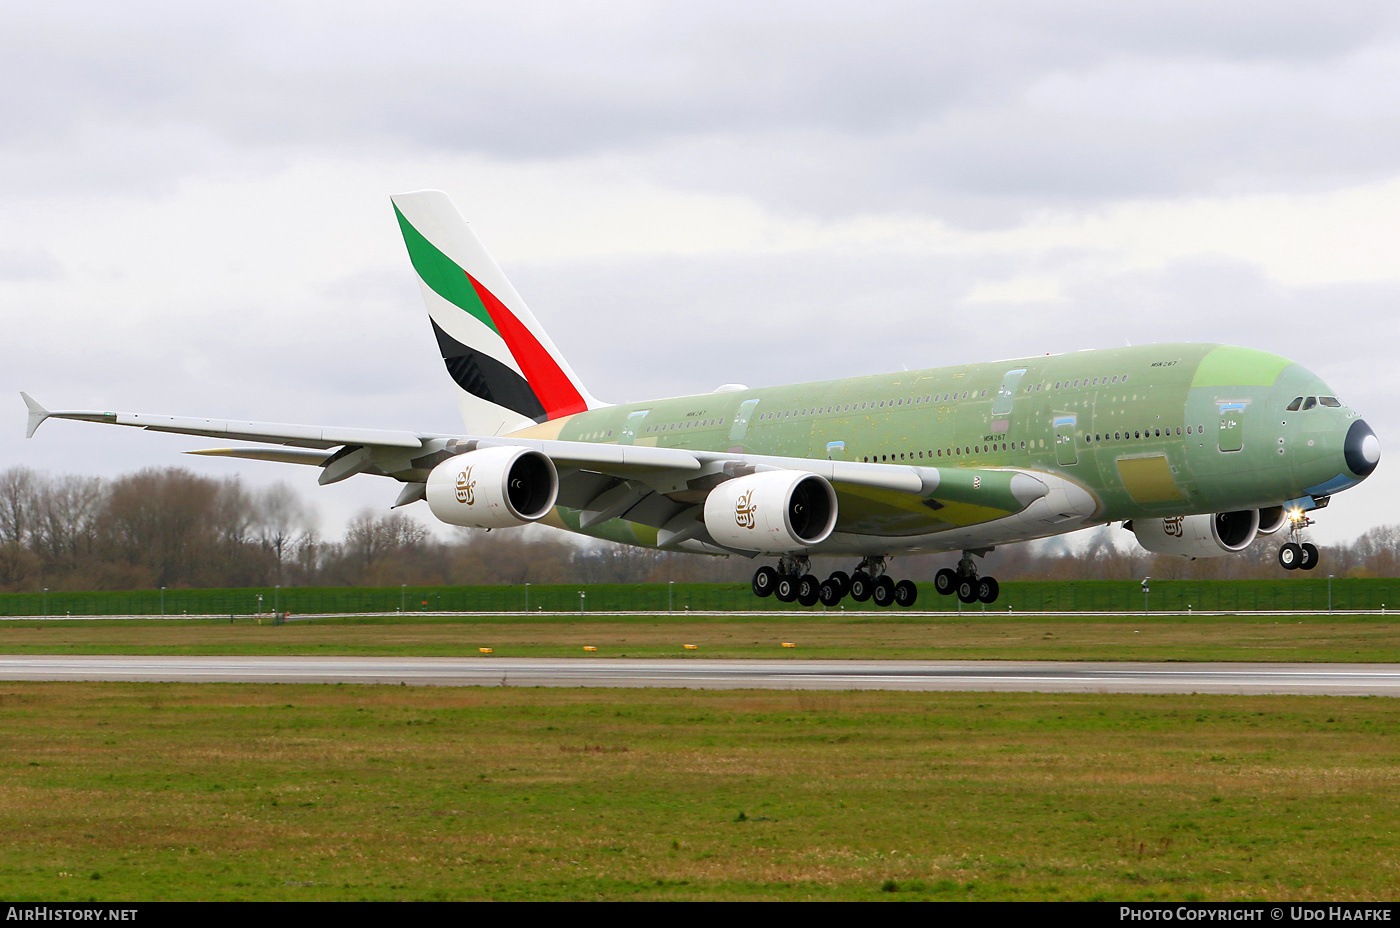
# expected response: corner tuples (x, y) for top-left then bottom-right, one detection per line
(934, 550), (1001, 604)
(1278, 511), (1320, 571)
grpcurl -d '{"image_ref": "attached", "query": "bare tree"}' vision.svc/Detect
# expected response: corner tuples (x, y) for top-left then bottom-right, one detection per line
(0, 467), (37, 547)
(252, 482), (316, 583)
(31, 474), (102, 565)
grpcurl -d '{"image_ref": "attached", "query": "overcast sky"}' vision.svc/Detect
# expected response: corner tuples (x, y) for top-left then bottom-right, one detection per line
(4, 0), (1399, 547)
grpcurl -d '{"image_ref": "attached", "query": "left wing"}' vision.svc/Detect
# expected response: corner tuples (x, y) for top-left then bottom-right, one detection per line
(22, 394), (1090, 545)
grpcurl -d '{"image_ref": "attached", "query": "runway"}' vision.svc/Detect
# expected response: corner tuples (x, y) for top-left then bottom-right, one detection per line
(1, 656), (1399, 695)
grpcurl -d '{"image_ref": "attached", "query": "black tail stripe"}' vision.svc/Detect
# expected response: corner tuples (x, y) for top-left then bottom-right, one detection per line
(431, 320), (546, 422)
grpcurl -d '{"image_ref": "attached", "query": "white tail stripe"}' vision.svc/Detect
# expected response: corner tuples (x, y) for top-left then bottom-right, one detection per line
(417, 283), (521, 376)
(451, 389), (534, 438)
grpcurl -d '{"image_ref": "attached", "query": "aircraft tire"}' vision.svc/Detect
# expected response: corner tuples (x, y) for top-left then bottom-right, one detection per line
(1300, 543), (1319, 570)
(893, 579), (918, 608)
(797, 574), (821, 607)
(934, 568), (958, 596)
(827, 571), (851, 597)
(775, 576), (798, 602)
(1279, 543), (1302, 570)
(977, 577), (1000, 604)
(818, 581), (842, 607)
(956, 579), (979, 604)
(871, 575), (896, 607)
(752, 566), (778, 598)
(849, 571), (873, 602)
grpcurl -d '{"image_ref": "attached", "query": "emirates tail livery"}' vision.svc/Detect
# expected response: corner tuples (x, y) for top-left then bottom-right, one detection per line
(22, 190), (1382, 607)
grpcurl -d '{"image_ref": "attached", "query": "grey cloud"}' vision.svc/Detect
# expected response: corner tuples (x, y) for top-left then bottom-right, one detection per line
(0, 248), (63, 281)
(5, 2), (1400, 216)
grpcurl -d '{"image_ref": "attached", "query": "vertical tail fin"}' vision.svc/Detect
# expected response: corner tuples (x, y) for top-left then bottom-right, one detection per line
(391, 190), (602, 435)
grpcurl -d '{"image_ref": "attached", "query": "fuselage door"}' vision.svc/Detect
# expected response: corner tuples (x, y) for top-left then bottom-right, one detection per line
(992, 369), (1027, 417)
(728, 398), (761, 444)
(1218, 403), (1244, 453)
(1054, 415), (1078, 465)
(620, 409), (649, 445)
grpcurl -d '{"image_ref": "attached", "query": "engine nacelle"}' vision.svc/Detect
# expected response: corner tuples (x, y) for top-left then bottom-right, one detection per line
(703, 470), (837, 553)
(1129, 510), (1260, 558)
(425, 446), (558, 529)
(1256, 505), (1288, 535)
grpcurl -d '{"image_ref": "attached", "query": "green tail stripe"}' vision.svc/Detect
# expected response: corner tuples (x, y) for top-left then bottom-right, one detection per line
(393, 204), (498, 336)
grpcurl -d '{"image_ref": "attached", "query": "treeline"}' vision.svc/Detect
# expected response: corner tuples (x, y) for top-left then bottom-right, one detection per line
(1, 465), (1396, 592)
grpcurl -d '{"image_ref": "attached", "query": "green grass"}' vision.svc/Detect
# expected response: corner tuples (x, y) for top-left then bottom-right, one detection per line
(6, 612), (1400, 662)
(2, 683), (1399, 900)
(4, 578), (1400, 617)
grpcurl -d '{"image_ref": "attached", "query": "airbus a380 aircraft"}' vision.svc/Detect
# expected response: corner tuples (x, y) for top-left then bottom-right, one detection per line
(22, 191), (1382, 608)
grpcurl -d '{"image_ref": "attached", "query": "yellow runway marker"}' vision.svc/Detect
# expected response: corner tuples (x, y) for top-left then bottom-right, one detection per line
(478, 648), (493, 654)
(583, 646), (597, 652)
(781, 642), (796, 648)
(683, 644), (698, 650)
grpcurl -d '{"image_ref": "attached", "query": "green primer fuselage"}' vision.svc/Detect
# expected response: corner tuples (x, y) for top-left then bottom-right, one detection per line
(539, 343), (1365, 553)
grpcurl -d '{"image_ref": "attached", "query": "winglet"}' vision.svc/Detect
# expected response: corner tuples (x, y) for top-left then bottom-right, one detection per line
(20, 393), (49, 439)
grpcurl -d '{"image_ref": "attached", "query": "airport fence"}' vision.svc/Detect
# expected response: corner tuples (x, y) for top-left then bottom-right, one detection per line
(1, 578), (1399, 617)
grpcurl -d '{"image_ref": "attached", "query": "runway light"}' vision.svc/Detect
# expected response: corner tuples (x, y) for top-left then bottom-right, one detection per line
(583, 646), (597, 652)
(781, 642), (796, 648)
(683, 644), (698, 650)
(478, 647), (493, 654)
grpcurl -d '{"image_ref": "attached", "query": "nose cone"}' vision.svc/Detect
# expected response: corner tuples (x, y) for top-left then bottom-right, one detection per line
(1345, 419), (1381, 478)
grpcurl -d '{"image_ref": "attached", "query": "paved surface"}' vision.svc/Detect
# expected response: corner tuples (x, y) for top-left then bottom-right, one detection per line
(2, 656), (1400, 695)
(1, 610), (1392, 620)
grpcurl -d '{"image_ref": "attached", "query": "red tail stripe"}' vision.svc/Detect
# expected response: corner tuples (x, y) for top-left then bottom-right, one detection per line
(465, 273), (587, 420)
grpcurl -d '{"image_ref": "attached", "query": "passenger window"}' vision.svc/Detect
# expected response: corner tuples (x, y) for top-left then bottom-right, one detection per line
(1320, 397), (1341, 407)
(1285, 397), (1303, 411)
(1303, 396), (1317, 410)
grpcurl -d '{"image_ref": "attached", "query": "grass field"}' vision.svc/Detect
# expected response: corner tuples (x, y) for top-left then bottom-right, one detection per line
(1, 682), (1398, 901)
(5, 577), (1400, 617)
(5, 612), (1400, 662)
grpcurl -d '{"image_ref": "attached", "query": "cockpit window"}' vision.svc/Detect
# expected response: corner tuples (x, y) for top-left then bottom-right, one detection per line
(1303, 396), (1317, 410)
(1320, 396), (1341, 407)
(1286, 397), (1303, 411)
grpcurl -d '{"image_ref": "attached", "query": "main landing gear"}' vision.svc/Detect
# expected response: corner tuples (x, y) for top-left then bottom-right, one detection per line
(751, 555), (918, 608)
(1278, 510), (1320, 571)
(932, 550), (1000, 605)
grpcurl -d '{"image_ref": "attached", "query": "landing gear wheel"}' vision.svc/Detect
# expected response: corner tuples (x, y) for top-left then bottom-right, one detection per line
(871, 575), (896, 608)
(827, 571), (851, 597)
(977, 577), (1000, 604)
(893, 579), (918, 608)
(752, 566), (778, 598)
(818, 582), (842, 607)
(934, 568), (958, 596)
(1300, 543), (1319, 571)
(1279, 543), (1302, 571)
(797, 575), (821, 607)
(849, 571), (873, 602)
(775, 576), (798, 602)
(956, 579), (979, 604)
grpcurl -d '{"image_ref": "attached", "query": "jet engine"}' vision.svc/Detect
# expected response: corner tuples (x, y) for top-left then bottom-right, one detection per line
(703, 470), (837, 553)
(1128, 510), (1260, 558)
(425, 446), (558, 529)
(1256, 505), (1288, 536)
